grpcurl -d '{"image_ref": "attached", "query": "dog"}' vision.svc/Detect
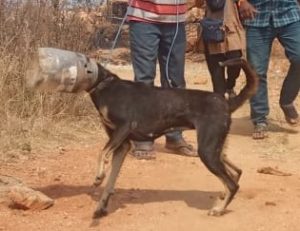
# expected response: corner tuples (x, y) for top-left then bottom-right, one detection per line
(86, 58), (258, 218)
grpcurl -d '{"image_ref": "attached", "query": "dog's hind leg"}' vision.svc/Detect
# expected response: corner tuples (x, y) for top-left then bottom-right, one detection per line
(196, 124), (239, 216)
(94, 124), (131, 186)
(93, 140), (130, 218)
(218, 154), (242, 200)
(222, 154), (242, 183)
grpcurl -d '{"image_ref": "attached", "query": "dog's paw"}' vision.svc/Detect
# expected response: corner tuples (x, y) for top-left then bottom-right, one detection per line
(207, 207), (225, 216)
(219, 192), (225, 200)
(93, 208), (108, 219)
(93, 173), (106, 187)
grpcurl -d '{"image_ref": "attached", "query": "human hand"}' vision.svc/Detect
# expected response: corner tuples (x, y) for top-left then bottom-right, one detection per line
(238, 0), (258, 20)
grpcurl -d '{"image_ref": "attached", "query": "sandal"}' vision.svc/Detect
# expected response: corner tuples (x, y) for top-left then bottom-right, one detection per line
(252, 123), (268, 140)
(130, 149), (156, 160)
(280, 104), (299, 126)
(130, 142), (156, 160)
(165, 139), (197, 157)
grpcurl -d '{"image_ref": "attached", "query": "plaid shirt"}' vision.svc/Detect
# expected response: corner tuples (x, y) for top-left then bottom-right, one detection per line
(243, 0), (300, 28)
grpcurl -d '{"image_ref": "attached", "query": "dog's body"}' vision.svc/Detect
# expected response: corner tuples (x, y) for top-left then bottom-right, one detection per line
(89, 58), (258, 218)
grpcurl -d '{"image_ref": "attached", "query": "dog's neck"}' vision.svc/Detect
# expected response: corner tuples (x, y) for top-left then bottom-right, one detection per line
(87, 63), (119, 93)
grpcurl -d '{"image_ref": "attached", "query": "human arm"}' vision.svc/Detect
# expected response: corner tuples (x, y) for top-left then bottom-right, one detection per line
(237, 0), (258, 20)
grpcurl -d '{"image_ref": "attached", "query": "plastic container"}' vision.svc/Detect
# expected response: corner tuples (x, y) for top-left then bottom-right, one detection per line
(26, 47), (98, 93)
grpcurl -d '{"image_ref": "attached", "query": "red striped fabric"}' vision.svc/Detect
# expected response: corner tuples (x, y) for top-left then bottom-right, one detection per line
(127, 0), (187, 23)
(130, 0), (186, 14)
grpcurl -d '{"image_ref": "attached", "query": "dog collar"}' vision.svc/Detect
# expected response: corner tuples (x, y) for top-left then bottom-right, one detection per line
(88, 76), (115, 93)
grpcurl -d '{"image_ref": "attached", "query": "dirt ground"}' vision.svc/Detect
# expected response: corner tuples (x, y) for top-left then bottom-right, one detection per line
(1, 55), (300, 231)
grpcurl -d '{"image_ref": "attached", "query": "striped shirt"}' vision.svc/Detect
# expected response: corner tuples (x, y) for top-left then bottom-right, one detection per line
(127, 0), (187, 23)
(243, 0), (300, 28)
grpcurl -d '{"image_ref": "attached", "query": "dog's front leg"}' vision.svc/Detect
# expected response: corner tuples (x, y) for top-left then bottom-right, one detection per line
(94, 124), (131, 186)
(93, 140), (131, 218)
(94, 148), (111, 186)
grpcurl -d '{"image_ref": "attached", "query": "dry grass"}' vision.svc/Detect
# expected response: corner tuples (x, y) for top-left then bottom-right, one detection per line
(0, 1), (107, 158)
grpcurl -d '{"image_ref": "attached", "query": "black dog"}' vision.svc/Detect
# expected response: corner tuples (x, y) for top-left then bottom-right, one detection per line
(89, 58), (257, 218)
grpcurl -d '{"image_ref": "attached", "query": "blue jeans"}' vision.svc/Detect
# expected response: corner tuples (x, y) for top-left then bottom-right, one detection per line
(129, 21), (186, 146)
(246, 21), (300, 125)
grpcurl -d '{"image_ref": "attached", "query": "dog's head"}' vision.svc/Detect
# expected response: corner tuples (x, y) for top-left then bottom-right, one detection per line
(26, 47), (99, 93)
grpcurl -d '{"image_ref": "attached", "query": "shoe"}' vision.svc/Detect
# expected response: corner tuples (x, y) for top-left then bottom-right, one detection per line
(252, 123), (268, 140)
(130, 143), (156, 160)
(165, 139), (197, 157)
(280, 103), (299, 126)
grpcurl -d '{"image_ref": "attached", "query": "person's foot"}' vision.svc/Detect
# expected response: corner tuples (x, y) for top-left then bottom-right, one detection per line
(165, 139), (197, 157)
(130, 143), (156, 160)
(280, 103), (299, 126)
(252, 123), (268, 140)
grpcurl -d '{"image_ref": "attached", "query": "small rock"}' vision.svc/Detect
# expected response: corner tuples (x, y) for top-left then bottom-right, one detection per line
(36, 167), (47, 178)
(58, 147), (66, 154)
(265, 201), (277, 206)
(53, 176), (61, 182)
(21, 143), (32, 153)
(0, 175), (23, 204)
(8, 185), (54, 210)
(63, 212), (69, 219)
(161, 211), (168, 216)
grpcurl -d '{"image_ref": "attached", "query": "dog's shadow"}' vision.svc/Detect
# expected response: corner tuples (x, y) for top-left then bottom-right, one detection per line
(36, 184), (219, 213)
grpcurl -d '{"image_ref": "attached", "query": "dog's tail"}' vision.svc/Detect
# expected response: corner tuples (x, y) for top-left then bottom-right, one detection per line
(220, 58), (258, 113)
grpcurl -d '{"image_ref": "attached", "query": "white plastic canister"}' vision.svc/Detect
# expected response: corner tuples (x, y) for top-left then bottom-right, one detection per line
(26, 47), (98, 93)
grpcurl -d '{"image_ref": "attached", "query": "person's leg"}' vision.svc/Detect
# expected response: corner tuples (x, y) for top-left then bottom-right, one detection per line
(129, 21), (160, 159)
(204, 48), (227, 96)
(157, 23), (196, 157)
(245, 26), (275, 139)
(158, 22), (186, 88)
(129, 21), (159, 86)
(277, 21), (300, 125)
(225, 50), (242, 97)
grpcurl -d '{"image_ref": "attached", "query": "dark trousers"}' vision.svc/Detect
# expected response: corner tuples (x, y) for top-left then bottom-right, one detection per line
(205, 48), (242, 96)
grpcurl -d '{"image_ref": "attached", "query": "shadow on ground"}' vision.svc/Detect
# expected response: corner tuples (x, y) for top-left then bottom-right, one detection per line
(230, 116), (298, 137)
(36, 184), (219, 213)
